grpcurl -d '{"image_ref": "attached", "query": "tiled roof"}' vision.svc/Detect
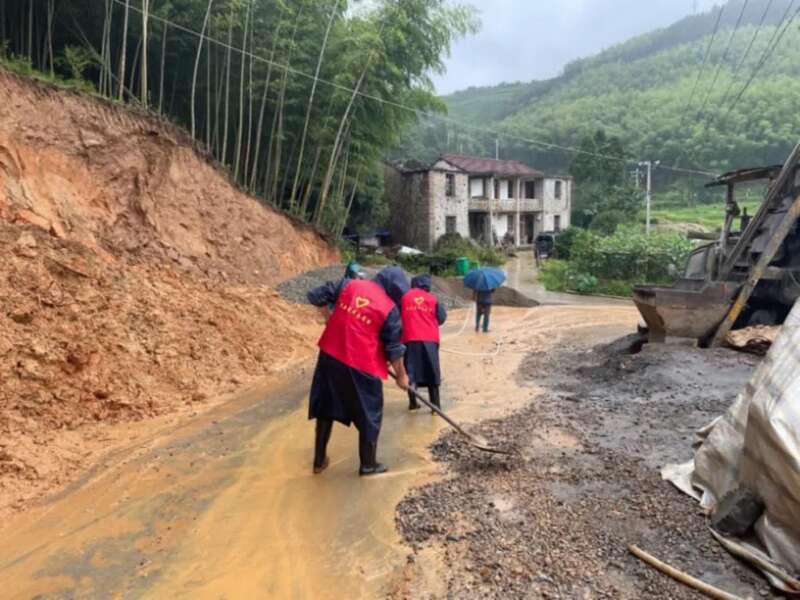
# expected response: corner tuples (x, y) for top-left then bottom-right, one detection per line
(439, 154), (544, 178)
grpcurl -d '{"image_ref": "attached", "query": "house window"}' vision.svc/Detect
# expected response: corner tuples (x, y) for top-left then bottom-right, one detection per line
(555, 180), (563, 200)
(445, 216), (457, 234)
(470, 178), (485, 198)
(525, 181), (536, 199)
(445, 174), (455, 197)
(508, 181), (514, 199)
(554, 215), (562, 232)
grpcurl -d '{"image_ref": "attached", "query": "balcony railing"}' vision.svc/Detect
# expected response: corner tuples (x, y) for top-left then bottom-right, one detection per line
(468, 198), (542, 212)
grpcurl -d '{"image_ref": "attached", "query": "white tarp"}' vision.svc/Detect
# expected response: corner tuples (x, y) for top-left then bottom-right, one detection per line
(663, 302), (800, 593)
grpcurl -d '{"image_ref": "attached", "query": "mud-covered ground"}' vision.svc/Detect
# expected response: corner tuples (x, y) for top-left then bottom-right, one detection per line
(395, 332), (777, 599)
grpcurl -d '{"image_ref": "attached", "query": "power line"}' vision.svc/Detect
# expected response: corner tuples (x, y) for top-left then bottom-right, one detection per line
(679, 4), (726, 132)
(109, 0), (718, 177)
(716, 0), (775, 110)
(694, 0), (750, 122)
(722, 0), (800, 121)
(677, 0), (798, 172)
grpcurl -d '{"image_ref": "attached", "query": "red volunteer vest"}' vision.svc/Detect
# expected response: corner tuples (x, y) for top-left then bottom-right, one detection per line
(401, 289), (441, 344)
(318, 280), (395, 379)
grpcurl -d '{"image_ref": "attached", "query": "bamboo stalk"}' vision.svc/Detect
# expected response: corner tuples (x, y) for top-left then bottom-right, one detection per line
(629, 545), (743, 600)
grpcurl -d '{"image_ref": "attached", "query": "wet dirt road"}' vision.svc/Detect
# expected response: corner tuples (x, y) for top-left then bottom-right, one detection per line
(0, 300), (639, 599)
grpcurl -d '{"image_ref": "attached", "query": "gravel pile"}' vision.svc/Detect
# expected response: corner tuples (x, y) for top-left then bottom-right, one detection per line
(276, 264), (347, 304)
(394, 334), (775, 599)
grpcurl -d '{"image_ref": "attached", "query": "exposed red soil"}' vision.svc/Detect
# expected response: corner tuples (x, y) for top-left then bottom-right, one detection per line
(0, 69), (336, 514)
(0, 69), (336, 284)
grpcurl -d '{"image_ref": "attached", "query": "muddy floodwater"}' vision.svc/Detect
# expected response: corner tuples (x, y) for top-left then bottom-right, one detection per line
(1, 281), (639, 598)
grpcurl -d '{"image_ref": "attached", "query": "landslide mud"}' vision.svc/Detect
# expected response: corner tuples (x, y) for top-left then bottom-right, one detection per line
(0, 68), (336, 284)
(0, 69), (337, 518)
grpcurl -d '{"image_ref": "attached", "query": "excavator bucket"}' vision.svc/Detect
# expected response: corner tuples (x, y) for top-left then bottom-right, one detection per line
(633, 280), (740, 344)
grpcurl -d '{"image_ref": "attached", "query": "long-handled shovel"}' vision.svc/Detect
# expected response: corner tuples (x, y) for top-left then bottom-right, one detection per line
(389, 371), (514, 456)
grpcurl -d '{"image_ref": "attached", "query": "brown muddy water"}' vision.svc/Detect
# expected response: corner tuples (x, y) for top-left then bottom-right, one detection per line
(0, 304), (639, 599)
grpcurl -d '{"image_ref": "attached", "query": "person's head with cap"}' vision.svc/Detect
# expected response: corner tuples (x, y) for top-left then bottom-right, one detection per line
(344, 261), (365, 280)
(411, 273), (432, 292)
(374, 266), (409, 307)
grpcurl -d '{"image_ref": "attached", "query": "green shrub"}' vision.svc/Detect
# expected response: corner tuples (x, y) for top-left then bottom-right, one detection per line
(589, 210), (626, 236)
(434, 232), (504, 267)
(553, 227), (581, 259)
(538, 260), (571, 292)
(571, 226), (691, 284)
(359, 254), (391, 267)
(540, 227), (691, 297)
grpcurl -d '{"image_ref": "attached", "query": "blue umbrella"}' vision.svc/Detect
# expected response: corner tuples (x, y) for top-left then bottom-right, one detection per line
(463, 267), (506, 292)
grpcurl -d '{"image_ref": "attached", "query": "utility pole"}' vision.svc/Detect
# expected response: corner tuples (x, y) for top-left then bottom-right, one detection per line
(495, 138), (500, 160)
(639, 160), (660, 234)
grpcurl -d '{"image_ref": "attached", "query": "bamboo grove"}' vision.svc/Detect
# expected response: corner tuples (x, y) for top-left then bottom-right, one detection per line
(0, 0), (477, 235)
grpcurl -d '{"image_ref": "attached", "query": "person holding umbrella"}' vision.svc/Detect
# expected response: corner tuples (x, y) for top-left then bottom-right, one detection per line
(306, 266), (410, 476)
(463, 267), (507, 333)
(400, 274), (447, 411)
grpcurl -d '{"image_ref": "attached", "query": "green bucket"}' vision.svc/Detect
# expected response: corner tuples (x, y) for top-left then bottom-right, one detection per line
(455, 257), (470, 276)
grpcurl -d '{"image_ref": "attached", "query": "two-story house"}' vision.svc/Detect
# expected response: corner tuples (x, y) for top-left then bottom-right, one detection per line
(385, 154), (572, 252)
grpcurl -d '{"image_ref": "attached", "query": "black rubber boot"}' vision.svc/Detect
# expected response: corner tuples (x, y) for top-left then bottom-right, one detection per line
(313, 419), (333, 474)
(358, 435), (388, 476)
(429, 386), (441, 413)
(408, 389), (420, 411)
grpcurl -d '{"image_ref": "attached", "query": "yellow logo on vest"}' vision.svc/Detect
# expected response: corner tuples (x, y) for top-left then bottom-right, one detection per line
(414, 296), (425, 306)
(336, 296), (374, 326)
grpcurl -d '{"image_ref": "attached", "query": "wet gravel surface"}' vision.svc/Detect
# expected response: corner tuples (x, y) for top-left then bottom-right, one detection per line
(276, 264), (468, 309)
(394, 334), (778, 599)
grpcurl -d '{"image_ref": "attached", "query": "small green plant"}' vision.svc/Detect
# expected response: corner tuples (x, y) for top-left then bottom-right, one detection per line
(60, 46), (93, 81)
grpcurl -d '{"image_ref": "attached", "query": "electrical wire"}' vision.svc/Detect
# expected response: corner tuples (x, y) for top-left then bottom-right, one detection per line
(678, 4), (727, 133)
(694, 0), (750, 122)
(722, 0), (800, 121)
(716, 0), (775, 111)
(675, 0), (752, 171)
(109, 0), (719, 178)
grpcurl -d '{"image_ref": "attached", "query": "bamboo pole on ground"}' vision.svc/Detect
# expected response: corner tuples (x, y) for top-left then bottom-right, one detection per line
(628, 545), (743, 600)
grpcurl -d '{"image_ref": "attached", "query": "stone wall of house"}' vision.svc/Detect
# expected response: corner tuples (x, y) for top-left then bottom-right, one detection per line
(542, 177), (573, 232)
(430, 171), (470, 248)
(385, 166), (431, 250)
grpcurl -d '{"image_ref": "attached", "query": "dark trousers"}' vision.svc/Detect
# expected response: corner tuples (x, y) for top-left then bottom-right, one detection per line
(313, 418), (380, 470)
(476, 303), (492, 332)
(408, 385), (440, 410)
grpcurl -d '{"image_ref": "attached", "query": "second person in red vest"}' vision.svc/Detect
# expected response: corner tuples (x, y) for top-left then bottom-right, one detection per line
(401, 274), (447, 412)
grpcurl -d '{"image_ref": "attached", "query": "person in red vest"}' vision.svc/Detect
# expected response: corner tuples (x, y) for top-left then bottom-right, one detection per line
(401, 274), (447, 411)
(307, 266), (410, 476)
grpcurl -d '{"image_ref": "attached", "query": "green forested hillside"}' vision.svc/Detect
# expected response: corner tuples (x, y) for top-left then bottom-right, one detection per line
(395, 0), (800, 183)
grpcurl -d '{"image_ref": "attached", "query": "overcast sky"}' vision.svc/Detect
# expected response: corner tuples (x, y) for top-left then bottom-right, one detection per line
(433, 0), (720, 94)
